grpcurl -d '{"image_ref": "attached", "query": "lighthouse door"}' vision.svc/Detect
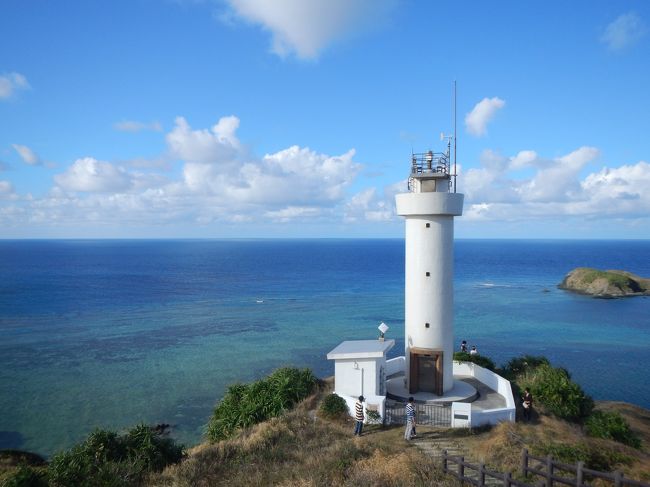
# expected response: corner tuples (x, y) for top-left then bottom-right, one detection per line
(417, 356), (436, 393)
(409, 348), (443, 396)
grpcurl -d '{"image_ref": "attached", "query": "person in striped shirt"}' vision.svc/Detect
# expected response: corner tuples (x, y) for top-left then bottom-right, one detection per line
(354, 395), (365, 436)
(404, 397), (416, 440)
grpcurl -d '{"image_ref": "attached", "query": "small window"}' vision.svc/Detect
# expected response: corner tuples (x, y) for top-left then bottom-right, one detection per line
(425, 323), (430, 328)
(425, 223), (430, 228)
(426, 272), (430, 277)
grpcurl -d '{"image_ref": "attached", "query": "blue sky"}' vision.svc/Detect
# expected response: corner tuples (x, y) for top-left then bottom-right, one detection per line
(1, 0), (649, 238)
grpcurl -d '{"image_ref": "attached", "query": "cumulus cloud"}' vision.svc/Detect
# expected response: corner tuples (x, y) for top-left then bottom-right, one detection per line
(113, 120), (163, 132)
(458, 146), (650, 224)
(167, 115), (241, 165)
(12, 144), (41, 166)
(344, 181), (401, 223)
(465, 97), (505, 137)
(602, 12), (647, 51)
(0, 72), (29, 99)
(223, 0), (396, 59)
(54, 157), (133, 193)
(3, 116), (362, 229)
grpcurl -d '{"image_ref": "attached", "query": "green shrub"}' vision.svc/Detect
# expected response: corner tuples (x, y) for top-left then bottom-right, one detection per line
(585, 411), (641, 448)
(454, 351), (496, 371)
(519, 364), (593, 422)
(1, 465), (48, 487)
(47, 425), (184, 487)
(365, 409), (382, 425)
(319, 393), (349, 419)
(534, 442), (632, 472)
(502, 355), (550, 379)
(206, 367), (317, 442)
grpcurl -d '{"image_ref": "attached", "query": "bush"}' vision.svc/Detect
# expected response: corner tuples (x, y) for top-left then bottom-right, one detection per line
(502, 355), (550, 380)
(206, 367), (317, 442)
(319, 393), (349, 419)
(47, 425), (184, 487)
(365, 410), (382, 425)
(1, 465), (48, 487)
(534, 442), (632, 472)
(585, 411), (641, 448)
(519, 364), (593, 422)
(453, 351), (497, 371)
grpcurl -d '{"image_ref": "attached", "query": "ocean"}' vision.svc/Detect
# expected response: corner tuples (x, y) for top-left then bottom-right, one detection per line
(1, 239), (649, 457)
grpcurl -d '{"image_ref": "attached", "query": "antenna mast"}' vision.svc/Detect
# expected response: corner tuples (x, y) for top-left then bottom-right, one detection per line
(453, 80), (457, 193)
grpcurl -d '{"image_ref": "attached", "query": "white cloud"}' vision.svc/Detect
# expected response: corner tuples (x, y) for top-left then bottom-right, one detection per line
(224, 0), (396, 59)
(458, 146), (650, 223)
(602, 12), (647, 51)
(264, 206), (322, 222)
(0, 72), (29, 99)
(509, 150), (538, 170)
(578, 161), (650, 217)
(5, 116), (362, 228)
(54, 157), (132, 193)
(167, 115), (241, 165)
(344, 184), (399, 223)
(0, 180), (16, 199)
(465, 97), (505, 137)
(12, 144), (41, 165)
(114, 120), (163, 132)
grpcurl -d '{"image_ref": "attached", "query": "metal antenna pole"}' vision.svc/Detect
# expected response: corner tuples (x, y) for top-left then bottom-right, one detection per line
(453, 80), (457, 193)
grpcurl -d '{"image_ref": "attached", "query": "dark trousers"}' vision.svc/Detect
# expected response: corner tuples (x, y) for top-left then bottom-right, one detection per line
(354, 420), (363, 435)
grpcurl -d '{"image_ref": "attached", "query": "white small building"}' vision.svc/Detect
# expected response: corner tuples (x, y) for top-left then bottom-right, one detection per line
(326, 339), (394, 420)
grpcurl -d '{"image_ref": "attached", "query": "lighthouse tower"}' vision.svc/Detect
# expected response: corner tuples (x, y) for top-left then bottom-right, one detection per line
(395, 147), (463, 395)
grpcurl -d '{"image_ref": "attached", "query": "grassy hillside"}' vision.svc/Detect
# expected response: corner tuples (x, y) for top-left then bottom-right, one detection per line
(3, 369), (649, 486)
(146, 378), (650, 486)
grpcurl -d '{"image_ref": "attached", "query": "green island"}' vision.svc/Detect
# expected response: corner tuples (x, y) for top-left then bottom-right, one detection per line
(559, 267), (650, 298)
(2, 356), (649, 487)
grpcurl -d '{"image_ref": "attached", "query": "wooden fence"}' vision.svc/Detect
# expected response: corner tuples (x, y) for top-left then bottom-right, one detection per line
(443, 450), (532, 487)
(441, 449), (650, 487)
(521, 448), (649, 487)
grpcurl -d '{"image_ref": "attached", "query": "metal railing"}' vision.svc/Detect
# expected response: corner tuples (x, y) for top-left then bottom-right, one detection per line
(385, 402), (451, 427)
(410, 151), (450, 176)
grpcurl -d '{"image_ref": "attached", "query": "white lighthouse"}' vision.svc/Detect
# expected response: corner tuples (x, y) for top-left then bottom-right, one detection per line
(395, 147), (463, 395)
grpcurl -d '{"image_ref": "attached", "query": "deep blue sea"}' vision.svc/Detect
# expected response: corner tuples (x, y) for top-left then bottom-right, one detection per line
(1, 239), (649, 457)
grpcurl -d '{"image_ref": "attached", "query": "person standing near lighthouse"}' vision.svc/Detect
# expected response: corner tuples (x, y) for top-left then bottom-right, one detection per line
(404, 397), (416, 440)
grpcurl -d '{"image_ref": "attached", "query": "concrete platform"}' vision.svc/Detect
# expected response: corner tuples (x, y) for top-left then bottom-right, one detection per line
(386, 376), (478, 405)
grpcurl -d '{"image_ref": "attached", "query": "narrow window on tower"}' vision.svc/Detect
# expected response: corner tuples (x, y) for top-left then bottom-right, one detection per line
(425, 223), (430, 228)
(426, 272), (430, 277)
(425, 323), (430, 328)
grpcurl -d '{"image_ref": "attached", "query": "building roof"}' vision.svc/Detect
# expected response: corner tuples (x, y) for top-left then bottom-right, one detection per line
(326, 339), (395, 360)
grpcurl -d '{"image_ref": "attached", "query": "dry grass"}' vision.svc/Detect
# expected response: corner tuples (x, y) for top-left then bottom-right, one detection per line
(461, 405), (650, 483)
(146, 377), (650, 487)
(146, 381), (459, 487)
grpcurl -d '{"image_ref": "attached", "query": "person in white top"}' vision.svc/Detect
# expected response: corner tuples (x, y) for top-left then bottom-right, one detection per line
(470, 345), (478, 356)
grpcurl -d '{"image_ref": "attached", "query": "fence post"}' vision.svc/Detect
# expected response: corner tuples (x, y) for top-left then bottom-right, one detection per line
(459, 456), (465, 480)
(614, 471), (623, 487)
(442, 449), (448, 472)
(521, 448), (529, 478)
(576, 461), (584, 487)
(503, 471), (512, 487)
(479, 462), (486, 486)
(546, 455), (553, 487)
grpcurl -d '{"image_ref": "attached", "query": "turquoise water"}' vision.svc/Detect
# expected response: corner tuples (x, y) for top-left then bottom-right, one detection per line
(0, 239), (649, 456)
